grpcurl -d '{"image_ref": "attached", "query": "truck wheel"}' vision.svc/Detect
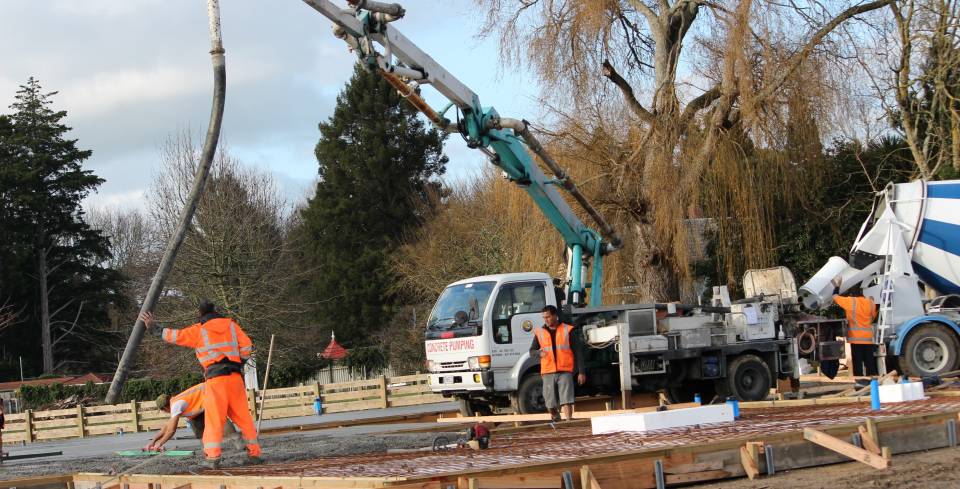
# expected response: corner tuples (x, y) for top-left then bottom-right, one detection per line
(900, 323), (960, 377)
(724, 354), (772, 402)
(458, 398), (493, 417)
(514, 375), (547, 414)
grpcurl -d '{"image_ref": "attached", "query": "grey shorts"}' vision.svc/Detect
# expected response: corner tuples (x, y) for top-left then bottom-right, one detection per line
(542, 372), (575, 409)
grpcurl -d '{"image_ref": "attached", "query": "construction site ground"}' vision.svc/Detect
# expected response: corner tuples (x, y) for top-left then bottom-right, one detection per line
(701, 446), (960, 488)
(0, 402), (457, 479)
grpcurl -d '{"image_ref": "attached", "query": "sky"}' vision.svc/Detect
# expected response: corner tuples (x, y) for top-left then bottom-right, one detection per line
(0, 0), (540, 211)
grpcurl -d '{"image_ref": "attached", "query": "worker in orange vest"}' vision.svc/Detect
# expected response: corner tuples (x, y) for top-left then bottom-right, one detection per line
(146, 383), (239, 452)
(141, 300), (260, 468)
(832, 277), (879, 376)
(530, 305), (586, 422)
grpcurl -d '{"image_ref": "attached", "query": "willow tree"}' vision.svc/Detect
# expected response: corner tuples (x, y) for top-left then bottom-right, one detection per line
(477, 0), (892, 299)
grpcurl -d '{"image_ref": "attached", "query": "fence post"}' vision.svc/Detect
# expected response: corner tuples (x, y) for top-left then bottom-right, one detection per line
(24, 409), (34, 443)
(248, 389), (258, 421)
(379, 375), (389, 409)
(130, 400), (141, 433)
(76, 405), (86, 438)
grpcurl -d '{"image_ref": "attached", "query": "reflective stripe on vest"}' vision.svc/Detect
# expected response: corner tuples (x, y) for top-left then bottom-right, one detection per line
(194, 319), (244, 367)
(535, 324), (575, 374)
(844, 297), (875, 345)
(172, 383), (205, 419)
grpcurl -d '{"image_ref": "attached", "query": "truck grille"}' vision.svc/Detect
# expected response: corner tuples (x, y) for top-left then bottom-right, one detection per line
(439, 361), (467, 370)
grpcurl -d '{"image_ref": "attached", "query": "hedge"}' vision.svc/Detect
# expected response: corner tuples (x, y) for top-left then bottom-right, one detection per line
(18, 374), (204, 410)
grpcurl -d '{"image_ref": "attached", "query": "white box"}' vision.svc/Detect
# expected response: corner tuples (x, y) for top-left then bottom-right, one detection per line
(590, 404), (734, 435)
(878, 382), (926, 403)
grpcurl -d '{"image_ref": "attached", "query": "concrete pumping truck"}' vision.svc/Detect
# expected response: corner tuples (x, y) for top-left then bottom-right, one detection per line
(305, 0), (857, 416)
(799, 179), (960, 378)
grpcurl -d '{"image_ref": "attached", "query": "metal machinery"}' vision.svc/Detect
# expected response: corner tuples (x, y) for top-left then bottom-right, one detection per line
(303, 0), (621, 308)
(800, 179), (960, 377)
(304, 0), (843, 414)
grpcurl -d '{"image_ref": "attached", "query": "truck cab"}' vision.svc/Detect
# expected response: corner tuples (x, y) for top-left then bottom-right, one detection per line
(425, 272), (557, 415)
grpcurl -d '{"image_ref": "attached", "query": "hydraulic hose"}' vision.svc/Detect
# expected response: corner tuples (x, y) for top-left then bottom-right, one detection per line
(105, 0), (227, 403)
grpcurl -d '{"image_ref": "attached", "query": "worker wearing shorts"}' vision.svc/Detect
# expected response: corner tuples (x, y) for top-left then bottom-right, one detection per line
(530, 305), (586, 421)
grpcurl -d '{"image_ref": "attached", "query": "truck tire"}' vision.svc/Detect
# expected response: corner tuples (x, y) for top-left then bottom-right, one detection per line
(900, 323), (960, 377)
(458, 398), (493, 417)
(724, 354), (772, 402)
(513, 374), (547, 414)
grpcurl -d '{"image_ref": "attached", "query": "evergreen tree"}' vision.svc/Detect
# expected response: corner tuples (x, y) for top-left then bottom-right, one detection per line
(0, 78), (121, 376)
(301, 65), (447, 347)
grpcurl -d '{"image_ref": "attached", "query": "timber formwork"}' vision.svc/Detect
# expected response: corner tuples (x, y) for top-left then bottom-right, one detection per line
(16, 397), (960, 489)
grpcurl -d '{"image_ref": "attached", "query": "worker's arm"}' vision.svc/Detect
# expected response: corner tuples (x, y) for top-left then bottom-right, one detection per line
(833, 295), (853, 311)
(140, 312), (203, 348)
(573, 330), (586, 385)
(147, 415), (181, 450)
(529, 334), (542, 358)
(235, 324), (253, 361)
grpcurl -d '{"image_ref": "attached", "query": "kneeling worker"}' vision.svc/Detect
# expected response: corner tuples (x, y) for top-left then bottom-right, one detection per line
(141, 300), (260, 468)
(147, 383), (239, 451)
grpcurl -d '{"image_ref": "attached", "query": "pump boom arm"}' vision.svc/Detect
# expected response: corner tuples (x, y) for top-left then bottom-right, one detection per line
(303, 0), (622, 306)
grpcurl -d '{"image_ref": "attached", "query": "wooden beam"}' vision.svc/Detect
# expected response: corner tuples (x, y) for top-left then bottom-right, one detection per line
(662, 460), (724, 474)
(0, 475), (74, 489)
(740, 446), (759, 480)
(665, 470), (731, 485)
(857, 426), (881, 455)
(580, 466), (601, 489)
(439, 402), (702, 424)
(803, 428), (890, 469)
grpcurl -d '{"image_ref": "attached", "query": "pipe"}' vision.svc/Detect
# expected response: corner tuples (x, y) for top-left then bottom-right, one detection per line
(377, 68), (448, 128)
(348, 0), (405, 17)
(487, 118), (623, 254)
(105, 0), (227, 404)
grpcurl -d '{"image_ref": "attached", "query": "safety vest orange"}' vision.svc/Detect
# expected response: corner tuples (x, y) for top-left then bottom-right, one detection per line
(162, 317), (253, 369)
(834, 295), (876, 345)
(535, 323), (575, 374)
(171, 383), (205, 419)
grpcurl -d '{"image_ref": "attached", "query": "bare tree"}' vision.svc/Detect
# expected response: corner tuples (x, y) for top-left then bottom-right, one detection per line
(140, 132), (314, 378)
(475, 0), (893, 299)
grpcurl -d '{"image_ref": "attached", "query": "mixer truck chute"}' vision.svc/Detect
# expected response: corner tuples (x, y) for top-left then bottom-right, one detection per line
(801, 179), (960, 378)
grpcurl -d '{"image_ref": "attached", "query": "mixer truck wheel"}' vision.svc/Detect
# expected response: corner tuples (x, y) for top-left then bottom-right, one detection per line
(458, 399), (493, 417)
(901, 324), (960, 377)
(724, 354), (772, 402)
(513, 374), (547, 414)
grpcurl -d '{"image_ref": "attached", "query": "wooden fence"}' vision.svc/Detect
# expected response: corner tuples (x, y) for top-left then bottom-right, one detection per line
(0, 374), (444, 444)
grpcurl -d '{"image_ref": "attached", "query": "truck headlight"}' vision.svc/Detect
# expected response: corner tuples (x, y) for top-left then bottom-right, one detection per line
(427, 360), (436, 372)
(468, 355), (491, 370)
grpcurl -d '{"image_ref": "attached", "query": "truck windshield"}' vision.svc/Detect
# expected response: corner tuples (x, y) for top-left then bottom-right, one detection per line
(427, 281), (495, 332)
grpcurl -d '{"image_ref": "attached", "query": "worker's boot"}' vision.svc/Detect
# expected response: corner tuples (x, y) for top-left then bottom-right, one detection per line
(199, 458), (221, 470)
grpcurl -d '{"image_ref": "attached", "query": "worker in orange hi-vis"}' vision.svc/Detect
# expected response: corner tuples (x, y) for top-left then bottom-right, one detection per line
(141, 300), (261, 469)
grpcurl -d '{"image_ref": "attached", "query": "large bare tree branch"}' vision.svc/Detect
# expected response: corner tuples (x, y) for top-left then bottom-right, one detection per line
(754, 0), (894, 105)
(602, 59), (656, 124)
(679, 85), (721, 126)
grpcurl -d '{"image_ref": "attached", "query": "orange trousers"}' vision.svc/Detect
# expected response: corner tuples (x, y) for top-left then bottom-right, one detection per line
(202, 373), (260, 459)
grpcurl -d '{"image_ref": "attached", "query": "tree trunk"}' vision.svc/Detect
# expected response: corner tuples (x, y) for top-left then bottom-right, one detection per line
(37, 237), (53, 374)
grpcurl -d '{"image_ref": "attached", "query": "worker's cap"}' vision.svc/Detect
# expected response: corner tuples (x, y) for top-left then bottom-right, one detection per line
(155, 394), (170, 410)
(198, 299), (216, 316)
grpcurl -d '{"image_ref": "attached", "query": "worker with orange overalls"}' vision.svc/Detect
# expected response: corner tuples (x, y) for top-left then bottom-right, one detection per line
(831, 277), (879, 376)
(141, 300), (261, 468)
(146, 383), (240, 452)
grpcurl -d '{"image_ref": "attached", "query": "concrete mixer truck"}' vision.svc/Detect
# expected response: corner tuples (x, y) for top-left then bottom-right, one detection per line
(800, 179), (960, 378)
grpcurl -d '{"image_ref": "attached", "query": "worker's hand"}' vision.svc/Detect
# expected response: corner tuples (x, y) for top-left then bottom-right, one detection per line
(831, 276), (842, 288)
(143, 444), (156, 452)
(577, 373), (586, 386)
(538, 350), (547, 358)
(139, 311), (156, 331)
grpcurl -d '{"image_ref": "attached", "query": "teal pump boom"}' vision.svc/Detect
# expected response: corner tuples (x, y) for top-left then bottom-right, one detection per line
(303, 0), (623, 306)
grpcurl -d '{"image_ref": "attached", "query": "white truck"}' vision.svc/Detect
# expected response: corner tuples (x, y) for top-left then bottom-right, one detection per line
(425, 270), (841, 415)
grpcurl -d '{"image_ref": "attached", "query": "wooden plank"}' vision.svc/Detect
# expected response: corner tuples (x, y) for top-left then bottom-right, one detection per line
(31, 408), (77, 418)
(323, 390), (382, 402)
(322, 378), (382, 391)
(322, 399), (385, 413)
(438, 413), (553, 424)
(33, 418), (80, 429)
(389, 374), (429, 383)
(0, 474), (74, 489)
(388, 385), (432, 396)
(740, 396), (870, 409)
(390, 395), (447, 407)
(858, 425), (882, 455)
(475, 476), (559, 488)
(84, 404), (133, 414)
(665, 470), (731, 485)
(739, 446), (759, 480)
(803, 428), (890, 469)
(663, 460), (724, 474)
